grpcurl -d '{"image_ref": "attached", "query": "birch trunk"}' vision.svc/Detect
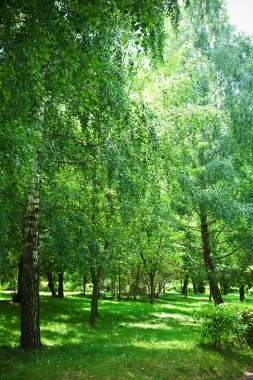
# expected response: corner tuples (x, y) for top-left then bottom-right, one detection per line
(20, 192), (41, 348)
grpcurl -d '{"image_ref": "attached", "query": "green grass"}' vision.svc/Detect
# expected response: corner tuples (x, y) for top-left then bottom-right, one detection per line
(0, 292), (252, 380)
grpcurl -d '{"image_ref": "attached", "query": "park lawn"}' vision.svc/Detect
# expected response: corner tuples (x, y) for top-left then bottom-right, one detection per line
(0, 293), (252, 380)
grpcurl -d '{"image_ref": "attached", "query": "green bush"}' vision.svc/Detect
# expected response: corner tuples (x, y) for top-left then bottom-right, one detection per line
(65, 281), (82, 292)
(167, 285), (181, 293)
(241, 310), (253, 346)
(196, 303), (247, 349)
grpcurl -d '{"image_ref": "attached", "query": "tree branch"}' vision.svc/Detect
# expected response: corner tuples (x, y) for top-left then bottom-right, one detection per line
(213, 247), (240, 260)
(51, 133), (97, 150)
(0, 190), (26, 208)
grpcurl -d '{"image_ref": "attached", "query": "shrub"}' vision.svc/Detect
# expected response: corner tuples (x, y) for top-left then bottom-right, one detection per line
(241, 310), (253, 346)
(196, 303), (247, 349)
(65, 281), (82, 292)
(168, 285), (181, 293)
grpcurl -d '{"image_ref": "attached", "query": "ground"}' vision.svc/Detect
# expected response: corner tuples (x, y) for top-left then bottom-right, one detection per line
(0, 292), (252, 379)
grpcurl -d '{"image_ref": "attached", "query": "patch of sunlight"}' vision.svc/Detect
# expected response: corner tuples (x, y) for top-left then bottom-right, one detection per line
(163, 304), (193, 311)
(185, 301), (205, 306)
(131, 340), (193, 350)
(187, 298), (208, 302)
(41, 324), (85, 346)
(41, 321), (67, 329)
(42, 336), (81, 346)
(0, 316), (19, 323)
(40, 291), (82, 296)
(119, 322), (173, 330)
(153, 312), (191, 321)
(0, 291), (13, 294)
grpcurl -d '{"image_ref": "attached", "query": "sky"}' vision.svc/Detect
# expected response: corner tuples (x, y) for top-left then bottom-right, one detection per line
(226, 0), (253, 35)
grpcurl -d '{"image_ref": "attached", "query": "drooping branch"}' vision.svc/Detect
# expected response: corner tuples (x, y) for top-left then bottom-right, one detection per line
(0, 190), (26, 208)
(50, 133), (98, 150)
(185, 251), (205, 266)
(213, 247), (240, 261)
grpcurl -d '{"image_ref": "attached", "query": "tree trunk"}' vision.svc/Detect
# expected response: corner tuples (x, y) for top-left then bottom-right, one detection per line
(118, 271), (121, 301)
(155, 281), (163, 299)
(90, 276), (99, 327)
(132, 265), (140, 300)
(16, 255), (24, 303)
(182, 273), (189, 298)
(221, 282), (229, 295)
(113, 275), (117, 301)
(83, 274), (87, 296)
(192, 278), (197, 294)
(111, 276), (115, 299)
(57, 272), (64, 299)
(239, 284), (245, 302)
(197, 281), (205, 294)
(149, 273), (155, 304)
(47, 271), (57, 298)
(20, 192), (41, 349)
(200, 211), (223, 305)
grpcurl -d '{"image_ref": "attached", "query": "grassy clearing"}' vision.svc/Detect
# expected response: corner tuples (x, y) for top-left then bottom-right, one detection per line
(0, 292), (252, 380)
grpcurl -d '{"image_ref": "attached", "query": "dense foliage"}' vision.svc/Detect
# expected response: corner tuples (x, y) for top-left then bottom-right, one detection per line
(196, 303), (253, 349)
(0, 0), (253, 351)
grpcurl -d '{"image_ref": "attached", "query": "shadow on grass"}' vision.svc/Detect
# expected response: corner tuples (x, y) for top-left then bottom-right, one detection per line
(0, 292), (252, 380)
(0, 337), (252, 380)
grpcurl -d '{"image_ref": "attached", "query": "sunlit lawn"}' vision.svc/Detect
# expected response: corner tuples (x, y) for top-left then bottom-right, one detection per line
(0, 292), (252, 379)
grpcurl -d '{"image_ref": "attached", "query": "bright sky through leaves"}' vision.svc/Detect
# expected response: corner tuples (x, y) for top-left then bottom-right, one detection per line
(226, 0), (253, 35)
